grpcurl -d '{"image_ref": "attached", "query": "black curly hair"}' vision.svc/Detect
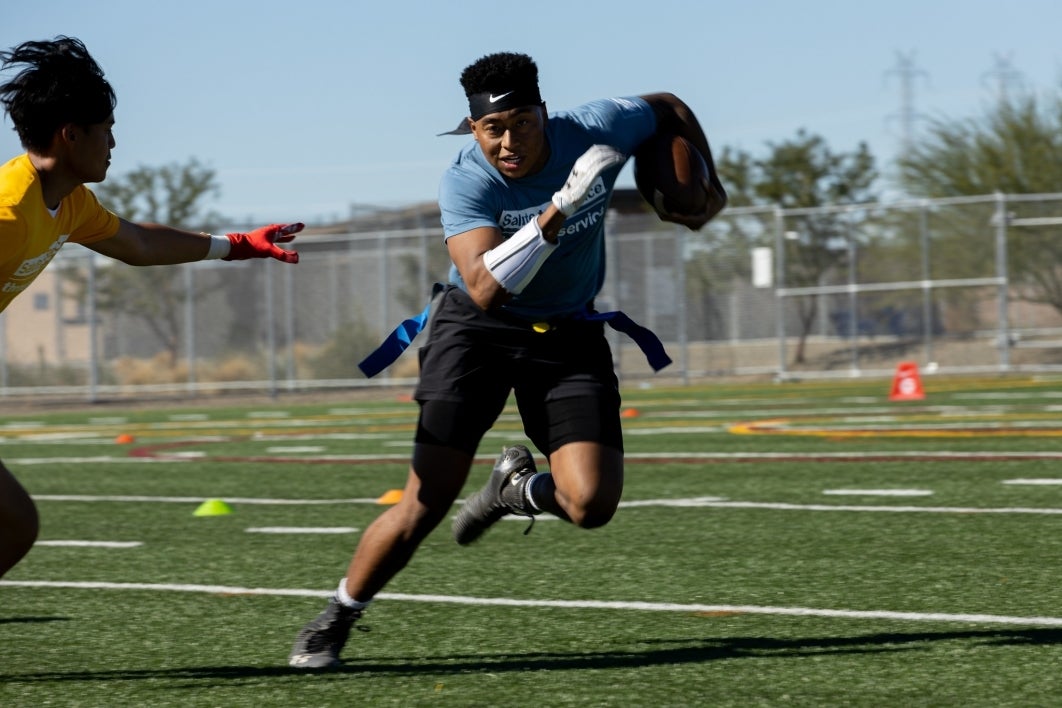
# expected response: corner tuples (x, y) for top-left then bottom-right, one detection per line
(459, 52), (540, 97)
(0, 36), (116, 152)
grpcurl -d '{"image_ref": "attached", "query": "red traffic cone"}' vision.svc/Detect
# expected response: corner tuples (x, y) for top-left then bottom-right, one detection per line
(889, 361), (925, 401)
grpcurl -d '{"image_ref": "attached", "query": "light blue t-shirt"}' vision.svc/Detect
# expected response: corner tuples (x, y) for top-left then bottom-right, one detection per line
(438, 96), (657, 321)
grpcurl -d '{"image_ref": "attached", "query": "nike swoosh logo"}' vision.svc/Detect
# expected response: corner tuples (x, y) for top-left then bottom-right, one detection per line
(489, 91), (514, 103)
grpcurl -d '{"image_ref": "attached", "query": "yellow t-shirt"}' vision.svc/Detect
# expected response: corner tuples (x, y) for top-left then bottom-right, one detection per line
(0, 153), (120, 313)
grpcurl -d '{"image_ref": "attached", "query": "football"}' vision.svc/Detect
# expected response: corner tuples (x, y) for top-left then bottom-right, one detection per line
(633, 133), (709, 216)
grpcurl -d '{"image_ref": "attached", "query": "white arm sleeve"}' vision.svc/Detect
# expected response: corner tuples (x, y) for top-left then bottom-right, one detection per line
(482, 217), (557, 294)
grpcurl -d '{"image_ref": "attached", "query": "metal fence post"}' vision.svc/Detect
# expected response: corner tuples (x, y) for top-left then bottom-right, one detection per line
(0, 311), (7, 394)
(675, 226), (688, 385)
(379, 231), (389, 348)
(184, 264), (196, 391)
(87, 252), (98, 401)
(265, 258), (278, 397)
(417, 217), (431, 305)
(285, 261), (296, 390)
(847, 232), (859, 373)
(919, 200), (934, 364)
(995, 192), (1011, 371)
(773, 206), (787, 378)
(54, 269), (65, 364)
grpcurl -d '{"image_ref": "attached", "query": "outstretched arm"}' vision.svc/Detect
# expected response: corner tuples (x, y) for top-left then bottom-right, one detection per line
(86, 219), (303, 265)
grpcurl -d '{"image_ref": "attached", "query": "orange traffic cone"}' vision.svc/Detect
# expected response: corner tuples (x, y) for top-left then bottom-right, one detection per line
(889, 361), (925, 401)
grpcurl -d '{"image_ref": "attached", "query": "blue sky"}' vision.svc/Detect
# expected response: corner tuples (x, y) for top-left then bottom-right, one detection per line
(3, 0), (1061, 224)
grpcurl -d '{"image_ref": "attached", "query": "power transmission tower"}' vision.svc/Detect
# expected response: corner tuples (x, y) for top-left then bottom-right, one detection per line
(884, 50), (929, 154)
(982, 52), (1025, 105)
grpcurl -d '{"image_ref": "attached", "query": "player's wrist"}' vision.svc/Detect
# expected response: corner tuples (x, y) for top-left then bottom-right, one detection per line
(551, 192), (576, 217)
(202, 233), (232, 260)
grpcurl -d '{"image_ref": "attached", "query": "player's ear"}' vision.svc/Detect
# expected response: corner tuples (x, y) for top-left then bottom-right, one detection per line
(54, 123), (79, 148)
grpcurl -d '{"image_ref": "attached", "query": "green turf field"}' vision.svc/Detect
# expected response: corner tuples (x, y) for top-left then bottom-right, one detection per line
(4, 375), (1062, 706)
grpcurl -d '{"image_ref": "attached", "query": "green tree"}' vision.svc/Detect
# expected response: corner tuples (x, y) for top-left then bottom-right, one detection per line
(64, 159), (222, 365)
(897, 91), (1062, 313)
(716, 130), (878, 363)
(898, 93), (1062, 195)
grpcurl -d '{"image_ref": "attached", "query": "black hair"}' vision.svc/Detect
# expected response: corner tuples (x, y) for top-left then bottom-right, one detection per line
(0, 36), (116, 152)
(459, 52), (540, 97)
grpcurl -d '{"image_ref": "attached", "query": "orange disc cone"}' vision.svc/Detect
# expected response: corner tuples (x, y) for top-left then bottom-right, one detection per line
(889, 361), (925, 401)
(621, 408), (640, 418)
(115, 433), (135, 444)
(376, 489), (404, 505)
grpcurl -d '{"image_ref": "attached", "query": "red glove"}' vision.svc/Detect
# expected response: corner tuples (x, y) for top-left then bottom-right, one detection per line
(224, 222), (304, 263)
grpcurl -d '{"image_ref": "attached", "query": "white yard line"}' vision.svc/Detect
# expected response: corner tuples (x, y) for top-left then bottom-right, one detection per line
(29, 496), (1062, 517)
(33, 494), (382, 504)
(11, 457), (191, 464)
(700, 501), (1062, 514)
(822, 489), (934, 496)
(245, 527), (358, 534)
(33, 547), (142, 551)
(2, 579), (1061, 628)
(29, 493), (1062, 515)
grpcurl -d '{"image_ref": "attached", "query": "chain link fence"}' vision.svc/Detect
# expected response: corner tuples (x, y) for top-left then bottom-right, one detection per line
(4, 192), (1062, 401)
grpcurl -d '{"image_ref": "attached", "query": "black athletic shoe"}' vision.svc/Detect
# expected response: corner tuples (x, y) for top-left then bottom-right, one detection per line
(452, 445), (539, 545)
(287, 598), (362, 669)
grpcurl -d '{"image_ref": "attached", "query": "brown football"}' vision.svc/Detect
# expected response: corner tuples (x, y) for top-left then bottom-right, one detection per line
(633, 133), (709, 216)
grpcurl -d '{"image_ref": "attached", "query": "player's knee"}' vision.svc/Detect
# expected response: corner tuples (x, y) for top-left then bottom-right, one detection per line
(392, 497), (448, 540)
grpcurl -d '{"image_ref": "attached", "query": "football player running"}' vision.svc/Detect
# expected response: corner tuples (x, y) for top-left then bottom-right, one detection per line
(289, 51), (725, 669)
(0, 36), (303, 579)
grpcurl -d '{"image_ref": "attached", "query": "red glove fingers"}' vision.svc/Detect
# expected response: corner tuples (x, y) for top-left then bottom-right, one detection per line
(224, 222), (304, 263)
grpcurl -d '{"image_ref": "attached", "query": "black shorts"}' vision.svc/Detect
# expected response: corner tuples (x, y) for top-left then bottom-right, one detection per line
(413, 286), (623, 457)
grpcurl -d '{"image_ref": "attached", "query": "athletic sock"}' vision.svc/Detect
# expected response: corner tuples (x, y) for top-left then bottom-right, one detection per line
(335, 578), (370, 611)
(524, 472), (550, 512)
